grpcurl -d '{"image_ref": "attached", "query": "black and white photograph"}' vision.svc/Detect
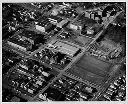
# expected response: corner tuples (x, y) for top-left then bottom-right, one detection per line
(2, 2), (126, 102)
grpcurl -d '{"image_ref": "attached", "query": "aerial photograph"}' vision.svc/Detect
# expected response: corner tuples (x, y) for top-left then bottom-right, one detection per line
(2, 2), (126, 101)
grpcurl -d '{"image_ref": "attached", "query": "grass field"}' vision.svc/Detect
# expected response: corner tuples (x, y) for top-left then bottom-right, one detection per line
(68, 55), (112, 85)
